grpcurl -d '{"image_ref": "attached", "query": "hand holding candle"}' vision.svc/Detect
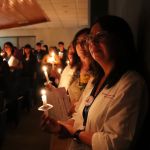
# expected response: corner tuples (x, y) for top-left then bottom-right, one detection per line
(38, 88), (53, 116)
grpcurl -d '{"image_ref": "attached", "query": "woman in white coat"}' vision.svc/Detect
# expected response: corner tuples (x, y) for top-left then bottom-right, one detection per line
(41, 15), (148, 150)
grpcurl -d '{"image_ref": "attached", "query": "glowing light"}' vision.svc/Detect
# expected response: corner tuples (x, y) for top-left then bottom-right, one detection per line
(66, 60), (69, 65)
(57, 68), (62, 74)
(41, 89), (47, 106)
(42, 66), (50, 83)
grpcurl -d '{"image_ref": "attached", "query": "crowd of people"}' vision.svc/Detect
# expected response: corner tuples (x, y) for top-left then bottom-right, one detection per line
(0, 40), (68, 128)
(0, 15), (149, 150)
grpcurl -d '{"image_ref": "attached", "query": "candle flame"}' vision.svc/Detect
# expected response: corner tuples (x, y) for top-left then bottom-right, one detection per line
(0, 52), (4, 56)
(66, 60), (70, 65)
(57, 68), (62, 74)
(48, 57), (55, 63)
(41, 89), (46, 95)
(51, 52), (55, 57)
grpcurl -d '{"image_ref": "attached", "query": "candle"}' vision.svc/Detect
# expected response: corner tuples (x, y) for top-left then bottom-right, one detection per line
(41, 89), (47, 106)
(58, 51), (63, 58)
(57, 68), (62, 74)
(66, 60), (69, 65)
(42, 66), (50, 83)
(41, 89), (49, 116)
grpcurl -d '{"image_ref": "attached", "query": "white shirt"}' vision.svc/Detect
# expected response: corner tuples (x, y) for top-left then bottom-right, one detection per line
(8, 55), (19, 67)
(58, 65), (76, 90)
(69, 71), (148, 150)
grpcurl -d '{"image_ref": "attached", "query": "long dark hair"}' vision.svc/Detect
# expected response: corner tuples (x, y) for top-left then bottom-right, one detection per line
(4, 41), (15, 54)
(67, 41), (79, 68)
(92, 15), (138, 88)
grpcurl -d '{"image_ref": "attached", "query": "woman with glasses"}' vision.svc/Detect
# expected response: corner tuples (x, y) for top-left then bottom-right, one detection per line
(41, 15), (148, 150)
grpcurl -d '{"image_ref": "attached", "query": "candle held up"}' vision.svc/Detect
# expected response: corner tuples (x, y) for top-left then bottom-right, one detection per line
(41, 89), (47, 106)
(41, 89), (48, 116)
(57, 68), (62, 74)
(38, 89), (53, 116)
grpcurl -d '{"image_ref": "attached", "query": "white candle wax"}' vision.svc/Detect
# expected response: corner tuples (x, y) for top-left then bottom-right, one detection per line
(42, 66), (50, 83)
(41, 94), (47, 106)
(44, 70), (49, 82)
(57, 68), (62, 74)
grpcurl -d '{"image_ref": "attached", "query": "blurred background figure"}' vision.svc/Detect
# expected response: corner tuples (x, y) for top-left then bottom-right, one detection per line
(57, 41), (68, 70)
(21, 44), (37, 110)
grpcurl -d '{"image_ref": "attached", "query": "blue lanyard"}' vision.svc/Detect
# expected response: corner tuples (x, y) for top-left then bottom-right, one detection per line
(82, 78), (107, 126)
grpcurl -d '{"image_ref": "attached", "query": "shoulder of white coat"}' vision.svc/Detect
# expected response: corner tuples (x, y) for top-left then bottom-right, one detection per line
(118, 71), (146, 87)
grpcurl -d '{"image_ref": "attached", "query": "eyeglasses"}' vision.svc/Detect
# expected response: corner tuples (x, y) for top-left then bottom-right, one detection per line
(76, 38), (87, 48)
(87, 31), (107, 45)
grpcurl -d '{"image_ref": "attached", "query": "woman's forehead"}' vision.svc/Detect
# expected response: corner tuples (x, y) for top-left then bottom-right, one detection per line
(77, 33), (88, 39)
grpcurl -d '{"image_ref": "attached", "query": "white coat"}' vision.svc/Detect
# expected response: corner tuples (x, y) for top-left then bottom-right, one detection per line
(69, 71), (148, 150)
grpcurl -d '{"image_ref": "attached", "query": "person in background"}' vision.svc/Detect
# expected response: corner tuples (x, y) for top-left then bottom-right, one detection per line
(13, 46), (23, 61)
(42, 46), (60, 65)
(3, 42), (23, 126)
(21, 44), (37, 110)
(42, 44), (49, 54)
(35, 42), (45, 63)
(57, 41), (68, 70)
(0, 56), (10, 95)
(3, 42), (22, 71)
(42, 46), (61, 87)
(57, 42), (78, 90)
(34, 42), (46, 103)
(41, 15), (148, 150)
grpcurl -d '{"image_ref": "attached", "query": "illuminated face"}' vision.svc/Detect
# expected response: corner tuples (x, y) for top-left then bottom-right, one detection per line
(76, 33), (90, 59)
(4, 44), (12, 56)
(88, 23), (109, 66)
(24, 48), (30, 54)
(58, 44), (64, 51)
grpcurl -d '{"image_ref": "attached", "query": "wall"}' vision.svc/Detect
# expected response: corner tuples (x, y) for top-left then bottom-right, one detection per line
(90, 0), (108, 25)
(0, 27), (82, 49)
(109, 0), (150, 75)
(109, 0), (150, 149)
